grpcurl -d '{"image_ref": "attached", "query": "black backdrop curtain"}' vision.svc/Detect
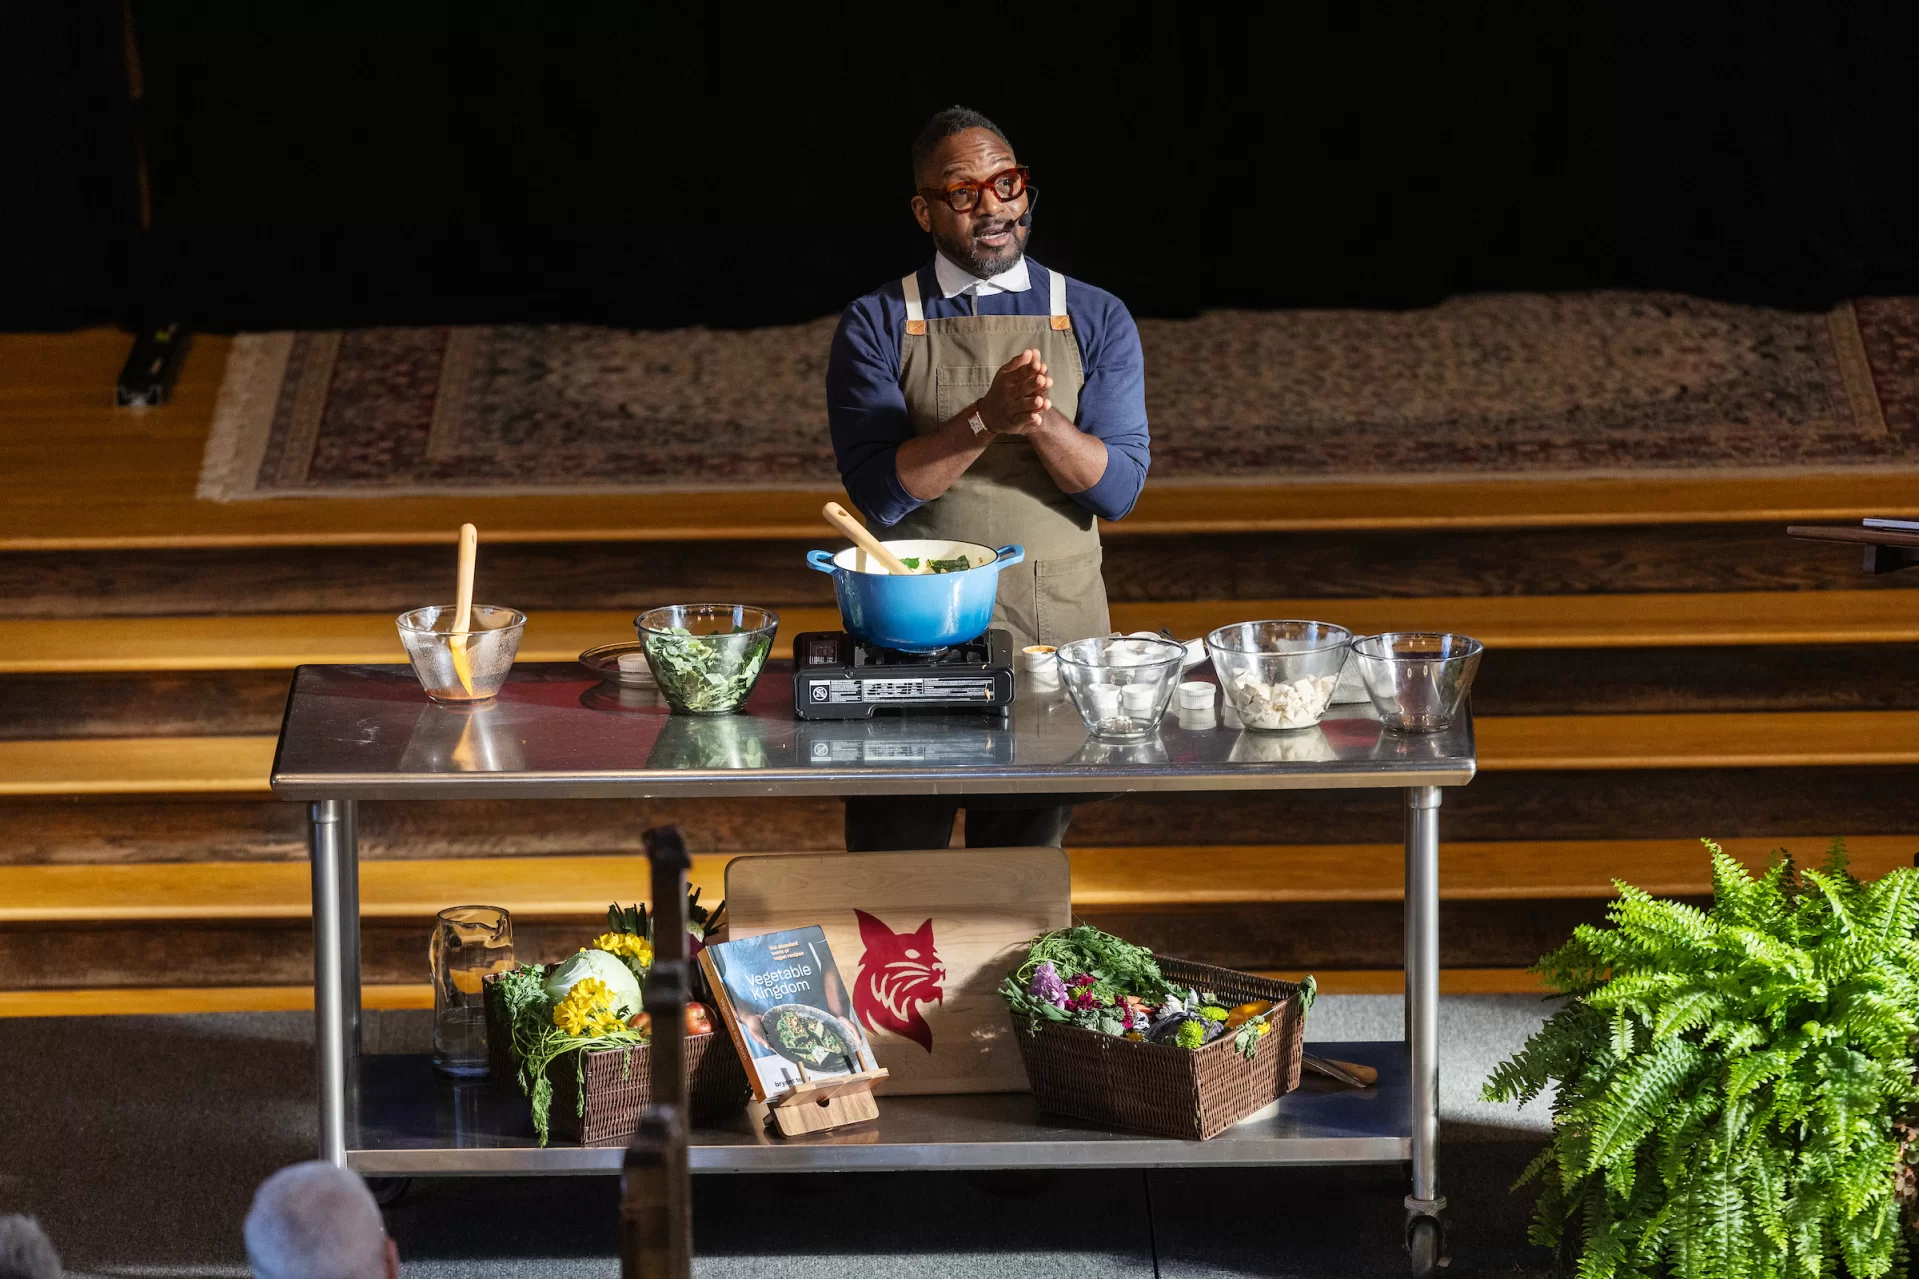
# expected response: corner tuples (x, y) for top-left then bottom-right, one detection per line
(11, 3), (1919, 332)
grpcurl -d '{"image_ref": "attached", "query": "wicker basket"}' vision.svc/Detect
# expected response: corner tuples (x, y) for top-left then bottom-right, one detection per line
(1010, 957), (1307, 1141)
(483, 969), (751, 1144)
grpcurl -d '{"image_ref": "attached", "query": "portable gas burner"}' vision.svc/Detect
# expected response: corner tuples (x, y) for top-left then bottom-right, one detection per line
(792, 629), (1016, 719)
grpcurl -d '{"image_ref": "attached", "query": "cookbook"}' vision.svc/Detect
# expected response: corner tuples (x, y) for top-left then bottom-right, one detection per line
(698, 925), (875, 1102)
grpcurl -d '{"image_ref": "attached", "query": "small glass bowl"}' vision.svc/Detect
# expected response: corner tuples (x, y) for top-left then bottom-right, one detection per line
(1205, 621), (1352, 733)
(634, 604), (779, 715)
(1056, 636), (1186, 739)
(1349, 631), (1484, 732)
(396, 605), (526, 702)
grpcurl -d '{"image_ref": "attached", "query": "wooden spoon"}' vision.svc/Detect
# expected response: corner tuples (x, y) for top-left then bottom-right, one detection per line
(822, 502), (915, 576)
(450, 522), (478, 696)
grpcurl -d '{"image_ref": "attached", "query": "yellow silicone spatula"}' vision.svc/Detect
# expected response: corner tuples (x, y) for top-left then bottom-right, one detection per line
(450, 523), (478, 697)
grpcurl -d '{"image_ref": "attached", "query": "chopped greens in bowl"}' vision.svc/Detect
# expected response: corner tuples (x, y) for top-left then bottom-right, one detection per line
(634, 604), (778, 714)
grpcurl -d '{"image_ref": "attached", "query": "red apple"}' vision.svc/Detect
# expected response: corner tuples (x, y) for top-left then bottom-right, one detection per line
(684, 1002), (715, 1036)
(627, 1011), (651, 1036)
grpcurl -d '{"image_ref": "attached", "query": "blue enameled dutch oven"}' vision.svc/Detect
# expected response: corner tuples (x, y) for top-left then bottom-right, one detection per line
(806, 539), (1026, 652)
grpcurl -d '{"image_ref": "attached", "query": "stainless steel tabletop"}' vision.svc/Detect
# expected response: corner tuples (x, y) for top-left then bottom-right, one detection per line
(271, 663), (1475, 800)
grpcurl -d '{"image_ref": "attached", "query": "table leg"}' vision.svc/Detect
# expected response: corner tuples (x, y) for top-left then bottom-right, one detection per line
(310, 799), (361, 1167)
(1404, 786), (1446, 1249)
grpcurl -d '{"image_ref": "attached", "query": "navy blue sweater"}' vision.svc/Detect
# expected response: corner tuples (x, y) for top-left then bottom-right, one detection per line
(826, 259), (1151, 526)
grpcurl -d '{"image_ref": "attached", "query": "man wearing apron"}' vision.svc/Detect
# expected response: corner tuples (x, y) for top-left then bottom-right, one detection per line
(826, 106), (1152, 851)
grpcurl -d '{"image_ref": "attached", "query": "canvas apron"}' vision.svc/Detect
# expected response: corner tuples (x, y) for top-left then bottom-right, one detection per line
(887, 266), (1112, 649)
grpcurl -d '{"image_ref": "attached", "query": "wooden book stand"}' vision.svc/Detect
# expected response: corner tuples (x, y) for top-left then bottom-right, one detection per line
(764, 1045), (889, 1138)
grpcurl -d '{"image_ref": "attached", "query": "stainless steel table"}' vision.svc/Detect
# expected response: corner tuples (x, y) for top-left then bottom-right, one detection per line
(272, 662), (1474, 1249)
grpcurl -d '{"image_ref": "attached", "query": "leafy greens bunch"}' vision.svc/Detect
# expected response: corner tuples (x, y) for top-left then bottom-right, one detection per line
(1484, 840), (1919, 1279)
(1003, 925), (1174, 1030)
(496, 962), (646, 1148)
(1000, 925), (1307, 1059)
(641, 625), (771, 712)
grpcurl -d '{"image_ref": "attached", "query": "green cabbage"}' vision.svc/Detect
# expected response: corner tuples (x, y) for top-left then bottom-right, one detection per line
(542, 949), (642, 1018)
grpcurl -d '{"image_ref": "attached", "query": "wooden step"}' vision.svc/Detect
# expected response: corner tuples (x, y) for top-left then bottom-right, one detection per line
(2, 837), (1909, 925)
(0, 736), (277, 795)
(8, 526), (1911, 619)
(0, 853), (729, 922)
(7, 710), (1918, 796)
(6, 592), (1915, 673)
(0, 968), (1545, 1015)
(6, 330), (1918, 551)
(0, 898), (1619, 986)
(0, 984), (434, 1017)
(1478, 711), (1919, 770)
(6, 767), (1917, 860)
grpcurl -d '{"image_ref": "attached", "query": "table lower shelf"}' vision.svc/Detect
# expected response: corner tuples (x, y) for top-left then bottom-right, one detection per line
(348, 1042), (1413, 1176)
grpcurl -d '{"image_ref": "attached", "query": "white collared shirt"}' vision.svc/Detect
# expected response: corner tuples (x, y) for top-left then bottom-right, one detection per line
(934, 252), (1031, 301)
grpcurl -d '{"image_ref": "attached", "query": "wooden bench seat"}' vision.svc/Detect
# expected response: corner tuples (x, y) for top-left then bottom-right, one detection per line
(4, 591), (1913, 673)
(0, 966), (1547, 1017)
(4, 836), (1910, 924)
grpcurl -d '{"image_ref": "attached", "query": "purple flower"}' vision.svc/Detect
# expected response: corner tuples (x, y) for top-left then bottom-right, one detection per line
(1029, 961), (1069, 1008)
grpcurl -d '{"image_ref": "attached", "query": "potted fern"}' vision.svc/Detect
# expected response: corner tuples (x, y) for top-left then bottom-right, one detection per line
(1485, 840), (1919, 1278)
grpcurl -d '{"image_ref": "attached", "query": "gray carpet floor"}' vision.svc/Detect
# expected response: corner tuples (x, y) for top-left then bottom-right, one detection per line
(0, 995), (1559, 1277)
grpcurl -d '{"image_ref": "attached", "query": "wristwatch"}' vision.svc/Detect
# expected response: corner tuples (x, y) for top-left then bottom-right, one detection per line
(967, 404), (990, 436)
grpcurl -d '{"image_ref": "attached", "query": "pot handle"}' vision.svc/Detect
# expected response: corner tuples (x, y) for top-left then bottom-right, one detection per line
(806, 550), (839, 574)
(994, 544), (1026, 568)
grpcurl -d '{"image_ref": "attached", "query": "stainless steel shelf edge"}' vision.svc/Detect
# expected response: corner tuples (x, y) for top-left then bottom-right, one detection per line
(272, 765), (1474, 801)
(346, 1043), (1412, 1177)
(350, 1134), (1415, 1177)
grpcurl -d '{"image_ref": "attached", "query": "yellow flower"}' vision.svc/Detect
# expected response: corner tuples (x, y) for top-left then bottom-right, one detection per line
(553, 998), (592, 1035)
(592, 933), (654, 967)
(552, 976), (624, 1037)
(569, 976), (612, 1004)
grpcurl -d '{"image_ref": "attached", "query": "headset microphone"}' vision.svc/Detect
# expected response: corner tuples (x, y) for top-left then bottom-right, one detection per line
(1017, 189), (1038, 228)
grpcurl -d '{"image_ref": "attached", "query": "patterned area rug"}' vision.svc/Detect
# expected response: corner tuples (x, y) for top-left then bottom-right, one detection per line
(198, 292), (1919, 500)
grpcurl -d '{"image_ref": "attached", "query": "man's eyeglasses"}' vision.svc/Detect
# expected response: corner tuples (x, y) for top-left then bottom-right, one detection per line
(918, 166), (1030, 214)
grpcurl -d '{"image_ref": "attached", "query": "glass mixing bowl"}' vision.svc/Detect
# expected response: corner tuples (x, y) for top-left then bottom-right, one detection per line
(634, 604), (779, 715)
(1055, 635), (1186, 740)
(1349, 631), (1483, 732)
(396, 605), (526, 702)
(1205, 620), (1352, 733)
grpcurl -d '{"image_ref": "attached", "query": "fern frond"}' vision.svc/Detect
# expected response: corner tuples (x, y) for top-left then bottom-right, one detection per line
(1482, 837), (1919, 1279)
(1582, 1037), (1704, 1176)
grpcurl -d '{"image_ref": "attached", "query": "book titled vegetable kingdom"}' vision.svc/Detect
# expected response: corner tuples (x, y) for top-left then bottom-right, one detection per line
(698, 925), (875, 1103)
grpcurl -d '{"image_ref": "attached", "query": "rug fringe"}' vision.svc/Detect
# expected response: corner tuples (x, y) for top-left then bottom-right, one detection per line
(196, 332), (294, 502)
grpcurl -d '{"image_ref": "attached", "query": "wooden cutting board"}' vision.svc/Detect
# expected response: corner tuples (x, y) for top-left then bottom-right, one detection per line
(724, 848), (1070, 1095)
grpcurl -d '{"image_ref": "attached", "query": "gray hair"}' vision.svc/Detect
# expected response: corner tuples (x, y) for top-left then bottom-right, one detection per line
(243, 1162), (388, 1279)
(0, 1215), (62, 1279)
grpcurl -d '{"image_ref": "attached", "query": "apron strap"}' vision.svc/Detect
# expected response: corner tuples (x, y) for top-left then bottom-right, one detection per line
(1049, 266), (1070, 331)
(902, 271), (927, 337)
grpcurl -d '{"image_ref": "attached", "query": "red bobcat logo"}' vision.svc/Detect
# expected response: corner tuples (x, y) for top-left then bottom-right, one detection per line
(852, 910), (945, 1053)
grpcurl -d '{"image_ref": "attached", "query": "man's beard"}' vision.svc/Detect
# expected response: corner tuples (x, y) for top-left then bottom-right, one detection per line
(934, 218), (1028, 279)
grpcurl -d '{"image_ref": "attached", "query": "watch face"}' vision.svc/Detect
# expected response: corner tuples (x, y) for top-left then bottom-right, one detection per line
(969, 411), (988, 435)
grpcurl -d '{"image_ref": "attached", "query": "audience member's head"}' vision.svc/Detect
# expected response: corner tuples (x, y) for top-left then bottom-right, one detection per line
(243, 1162), (397, 1279)
(0, 1215), (62, 1279)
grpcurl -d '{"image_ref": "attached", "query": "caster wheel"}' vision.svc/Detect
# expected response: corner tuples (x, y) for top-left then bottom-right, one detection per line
(366, 1176), (411, 1207)
(1407, 1214), (1442, 1278)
